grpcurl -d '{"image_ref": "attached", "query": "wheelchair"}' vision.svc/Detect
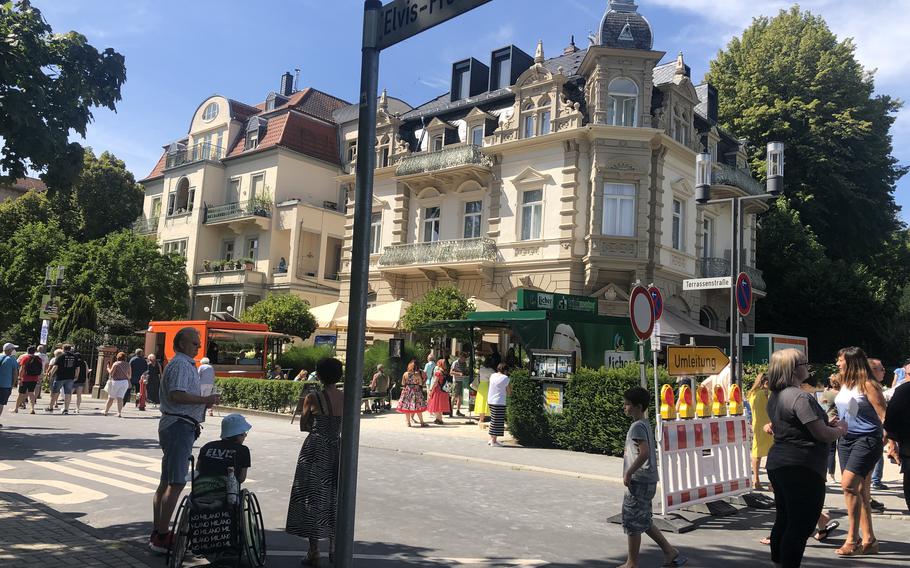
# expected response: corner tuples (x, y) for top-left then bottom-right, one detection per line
(168, 457), (266, 568)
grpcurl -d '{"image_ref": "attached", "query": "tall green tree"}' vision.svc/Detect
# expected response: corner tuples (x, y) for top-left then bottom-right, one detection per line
(0, 220), (62, 341)
(72, 149), (144, 240)
(241, 294), (317, 340)
(706, 7), (906, 262)
(401, 286), (474, 333)
(0, 1), (126, 190)
(55, 293), (97, 343)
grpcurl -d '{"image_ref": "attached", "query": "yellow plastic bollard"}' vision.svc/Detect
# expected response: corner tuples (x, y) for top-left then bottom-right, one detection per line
(728, 384), (744, 415)
(712, 385), (728, 417)
(660, 384), (677, 420)
(677, 384), (695, 419)
(695, 384), (712, 418)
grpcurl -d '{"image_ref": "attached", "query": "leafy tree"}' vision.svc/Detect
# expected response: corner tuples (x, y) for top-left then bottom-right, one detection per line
(0, 221), (62, 342)
(71, 150), (144, 240)
(0, 1), (126, 190)
(706, 7), (906, 262)
(400, 285), (474, 333)
(55, 293), (97, 342)
(241, 294), (317, 340)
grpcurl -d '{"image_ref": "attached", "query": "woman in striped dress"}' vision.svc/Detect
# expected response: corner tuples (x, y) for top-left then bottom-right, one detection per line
(487, 363), (511, 446)
(286, 357), (344, 566)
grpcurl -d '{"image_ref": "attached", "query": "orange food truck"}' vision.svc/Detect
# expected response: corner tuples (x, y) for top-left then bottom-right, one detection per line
(144, 320), (289, 379)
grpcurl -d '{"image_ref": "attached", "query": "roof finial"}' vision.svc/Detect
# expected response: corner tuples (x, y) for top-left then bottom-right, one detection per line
(379, 88), (388, 111)
(675, 52), (685, 76)
(535, 39), (545, 64)
(564, 34), (579, 55)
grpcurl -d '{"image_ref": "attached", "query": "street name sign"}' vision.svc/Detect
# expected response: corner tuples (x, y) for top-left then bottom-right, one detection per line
(667, 346), (730, 376)
(682, 276), (732, 291)
(377, 0), (493, 50)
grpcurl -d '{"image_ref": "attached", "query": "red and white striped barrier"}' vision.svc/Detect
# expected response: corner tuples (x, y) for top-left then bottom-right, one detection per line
(658, 415), (752, 513)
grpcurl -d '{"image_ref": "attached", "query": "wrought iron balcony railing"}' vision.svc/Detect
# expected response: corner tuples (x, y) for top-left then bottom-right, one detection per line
(132, 216), (159, 234)
(711, 162), (764, 196)
(699, 257), (766, 291)
(395, 144), (492, 176)
(204, 199), (271, 224)
(378, 238), (497, 268)
(165, 142), (225, 169)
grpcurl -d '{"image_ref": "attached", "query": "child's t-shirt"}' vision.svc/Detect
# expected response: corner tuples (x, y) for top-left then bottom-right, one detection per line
(623, 419), (658, 483)
(197, 439), (251, 478)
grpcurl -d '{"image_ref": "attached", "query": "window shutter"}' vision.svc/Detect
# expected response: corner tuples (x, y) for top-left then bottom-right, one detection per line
(187, 188), (195, 212)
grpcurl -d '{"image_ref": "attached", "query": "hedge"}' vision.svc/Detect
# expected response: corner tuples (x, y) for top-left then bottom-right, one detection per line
(277, 345), (336, 379)
(215, 378), (309, 413)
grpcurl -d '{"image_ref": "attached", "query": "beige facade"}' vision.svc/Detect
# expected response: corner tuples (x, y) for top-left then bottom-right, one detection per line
(335, 1), (767, 339)
(138, 83), (348, 318)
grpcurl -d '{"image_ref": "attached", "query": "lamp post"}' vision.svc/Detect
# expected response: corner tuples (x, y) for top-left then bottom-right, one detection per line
(695, 142), (784, 386)
(41, 265), (65, 345)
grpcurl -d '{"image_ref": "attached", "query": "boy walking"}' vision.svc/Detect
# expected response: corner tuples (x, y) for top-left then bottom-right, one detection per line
(618, 387), (687, 568)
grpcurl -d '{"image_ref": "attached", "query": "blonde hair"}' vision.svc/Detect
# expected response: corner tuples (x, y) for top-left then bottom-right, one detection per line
(767, 349), (805, 392)
(749, 372), (768, 396)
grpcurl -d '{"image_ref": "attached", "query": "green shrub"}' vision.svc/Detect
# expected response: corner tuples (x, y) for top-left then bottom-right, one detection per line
(215, 378), (305, 413)
(278, 345), (335, 379)
(742, 362), (769, 393)
(506, 370), (552, 447)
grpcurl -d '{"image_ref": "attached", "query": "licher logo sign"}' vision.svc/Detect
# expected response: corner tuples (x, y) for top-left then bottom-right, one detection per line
(666, 346), (730, 376)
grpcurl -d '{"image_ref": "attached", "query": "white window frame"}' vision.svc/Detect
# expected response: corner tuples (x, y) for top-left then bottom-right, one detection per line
(471, 125), (484, 147)
(202, 102), (219, 122)
(245, 237), (259, 261)
(539, 110), (551, 135)
(672, 198), (685, 251)
(370, 211), (382, 254)
(163, 239), (188, 257)
(702, 217), (715, 258)
(227, 178), (241, 204)
(222, 240), (235, 261)
(423, 207), (440, 242)
(463, 200), (482, 239)
(607, 78), (639, 127)
(602, 183), (636, 237)
(250, 173), (265, 200)
(523, 113), (535, 138)
(346, 140), (358, 163)
(520, 189), (543, 241)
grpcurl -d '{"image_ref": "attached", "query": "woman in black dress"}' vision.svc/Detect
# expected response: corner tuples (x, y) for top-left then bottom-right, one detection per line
(286, 357), (344, 566)
(145, 354), (163, 405)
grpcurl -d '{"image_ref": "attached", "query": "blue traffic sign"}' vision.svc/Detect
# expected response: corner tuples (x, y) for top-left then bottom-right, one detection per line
(736, 272), (752, 317)
(648, 286), (663, 321)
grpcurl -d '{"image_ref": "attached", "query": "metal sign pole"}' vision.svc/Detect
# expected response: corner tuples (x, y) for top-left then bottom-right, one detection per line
(335, 2), (381, 566)
(638, 340), (647, 388)
(728, 198), (739, 386)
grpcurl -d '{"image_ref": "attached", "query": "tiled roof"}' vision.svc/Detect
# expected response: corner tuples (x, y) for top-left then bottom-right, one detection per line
(11, 177), (47, 192)
(652, 61), (676, 86)
(599, 3), (653, 50)
(224, 111), (340, 165)
(694, 83), (710, 121)
(141, 153), (168, 182)
(333, 96), (413, 124)
(293, 89), (350, 122)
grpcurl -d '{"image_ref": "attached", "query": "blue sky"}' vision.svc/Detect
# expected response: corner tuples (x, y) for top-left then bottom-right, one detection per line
(36, 0), (909, 222)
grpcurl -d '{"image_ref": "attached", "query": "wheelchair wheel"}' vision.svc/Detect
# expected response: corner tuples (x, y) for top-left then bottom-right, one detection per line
(167, 495), (191, 568)
(240, 490), (267, 567)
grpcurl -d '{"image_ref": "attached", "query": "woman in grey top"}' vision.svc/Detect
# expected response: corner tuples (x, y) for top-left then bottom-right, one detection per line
(765, 349), (846, 568)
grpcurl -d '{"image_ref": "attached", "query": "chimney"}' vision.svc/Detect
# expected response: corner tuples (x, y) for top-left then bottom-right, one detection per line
(280, 71), (294, 96)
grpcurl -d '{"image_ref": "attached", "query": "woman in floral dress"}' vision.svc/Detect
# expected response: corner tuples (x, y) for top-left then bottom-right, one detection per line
(427, 358), (452, 425)
(397, 359), (428, 427)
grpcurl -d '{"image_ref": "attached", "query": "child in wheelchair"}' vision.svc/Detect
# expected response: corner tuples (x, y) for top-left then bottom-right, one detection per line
(192, 413), (252, 507)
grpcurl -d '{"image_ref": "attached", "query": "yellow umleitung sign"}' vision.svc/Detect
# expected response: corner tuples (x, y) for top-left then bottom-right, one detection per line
(667, 346), (730, 376)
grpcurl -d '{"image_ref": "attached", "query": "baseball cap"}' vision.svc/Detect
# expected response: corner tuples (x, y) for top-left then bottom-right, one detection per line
(2, 342), (18, 351)
(220, 414), (252, 439)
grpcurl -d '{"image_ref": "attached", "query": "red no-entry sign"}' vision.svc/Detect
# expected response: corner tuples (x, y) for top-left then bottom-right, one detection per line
(630, 285), (655, 341)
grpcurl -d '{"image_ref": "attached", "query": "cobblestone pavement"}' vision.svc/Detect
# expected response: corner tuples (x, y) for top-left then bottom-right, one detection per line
(0, 491), (158, 568)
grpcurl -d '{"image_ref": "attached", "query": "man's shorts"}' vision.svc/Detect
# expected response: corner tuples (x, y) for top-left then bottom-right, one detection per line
(18, 382), (38, 394)
(52, 378), (75, 395)
(621, 480), (657, 536)
(0, 387), (11, 405)
(159, 421), (196, 485)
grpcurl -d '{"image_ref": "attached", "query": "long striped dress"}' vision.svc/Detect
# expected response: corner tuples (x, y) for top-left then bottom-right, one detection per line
(286, 392), (341, 539)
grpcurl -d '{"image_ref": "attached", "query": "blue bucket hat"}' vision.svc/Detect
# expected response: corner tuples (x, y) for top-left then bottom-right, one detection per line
(220, 413), (252, 439)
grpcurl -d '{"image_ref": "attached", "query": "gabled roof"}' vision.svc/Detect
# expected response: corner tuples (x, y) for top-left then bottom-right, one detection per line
(224, 111), (340, 166)
(254, 88), (350, 122)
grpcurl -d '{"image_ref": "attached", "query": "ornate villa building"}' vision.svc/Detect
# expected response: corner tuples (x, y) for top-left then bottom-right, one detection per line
(138, 0), (766, 340)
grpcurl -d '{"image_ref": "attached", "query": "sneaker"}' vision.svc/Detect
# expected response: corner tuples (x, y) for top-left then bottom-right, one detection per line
(61, 410), (69, 415)
(148, 531), (174, 554)
(44, 407), (53, 413)
(872, 482), (889, 491)
(870, 498), (886, 512)
(491, 441), (504, 447)
(456, 411), (465, 417)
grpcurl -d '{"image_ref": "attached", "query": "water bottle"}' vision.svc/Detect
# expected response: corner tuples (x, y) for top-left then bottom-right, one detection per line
(226, 466), (239, 505)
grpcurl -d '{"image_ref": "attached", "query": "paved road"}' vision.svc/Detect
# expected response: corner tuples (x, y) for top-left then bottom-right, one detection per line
(2, 398), (910, 567)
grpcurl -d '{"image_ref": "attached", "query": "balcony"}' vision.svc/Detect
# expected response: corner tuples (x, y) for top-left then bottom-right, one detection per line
(133, 216), (159, 234)
(395, 145), (493, 190)
(165, 142), (225, 170)
(203, 198), (271, 228)
(194, 266), (266, 288)
(711, 162), (764, 197)
(699, 257), (766, 291)
(378, 238), (497, 277)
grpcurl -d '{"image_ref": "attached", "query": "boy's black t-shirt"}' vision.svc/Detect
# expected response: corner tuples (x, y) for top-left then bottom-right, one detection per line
(197, 439), (251, 478)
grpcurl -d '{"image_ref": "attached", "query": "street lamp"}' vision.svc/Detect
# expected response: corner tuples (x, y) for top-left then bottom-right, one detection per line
(694, 142), (784, 386)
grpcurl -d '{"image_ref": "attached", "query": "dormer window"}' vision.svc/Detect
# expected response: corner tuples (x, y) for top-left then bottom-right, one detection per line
(490, 49), (512, 90)
(266, 93), (277, 111)
(607, 78), (639, 127)
(471, 125), (484, 147)
(432, 136), (444, 152)
(245, 116), (266, 151)
(452, 61), (470, 101)
(450, 58), (489, 103)
(202, 102), (219, 122)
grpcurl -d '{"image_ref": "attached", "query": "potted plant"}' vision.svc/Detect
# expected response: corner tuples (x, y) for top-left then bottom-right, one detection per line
(242, 257), (255, 270)
(202, 260), (212, 272)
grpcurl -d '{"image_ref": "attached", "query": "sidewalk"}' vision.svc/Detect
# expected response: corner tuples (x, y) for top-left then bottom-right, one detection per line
(0, 491), (157, 567)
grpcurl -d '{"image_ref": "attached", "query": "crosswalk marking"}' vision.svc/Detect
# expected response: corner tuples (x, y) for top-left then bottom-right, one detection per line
(66, 458), (162, 486)
(267, 550), (548, 566)
(27, 460), (155, 494)
(0, 476), (106, 505)
(90, 450), (162, 473)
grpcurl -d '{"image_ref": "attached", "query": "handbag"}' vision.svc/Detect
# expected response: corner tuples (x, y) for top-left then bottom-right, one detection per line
(470, 376), (480, 391)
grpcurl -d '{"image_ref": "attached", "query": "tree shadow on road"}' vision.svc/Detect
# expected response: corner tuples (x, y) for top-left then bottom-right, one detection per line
(2, 430), (160, 462)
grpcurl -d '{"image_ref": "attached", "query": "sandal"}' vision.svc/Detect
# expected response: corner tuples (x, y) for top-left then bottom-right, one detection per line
(835, 541), (861, 557)
(662, 553), (688, 567)
(419, 423), (429, 427)
(759, 537), (771, 545)
(861, 539), (879, 555)
(815, 520), (839, 542)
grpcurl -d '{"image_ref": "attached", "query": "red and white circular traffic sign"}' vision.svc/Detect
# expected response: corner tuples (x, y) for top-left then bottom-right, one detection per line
(736, 272), (753, 317)
(629, 285), (655, 341)
(648, 285), (664, 321)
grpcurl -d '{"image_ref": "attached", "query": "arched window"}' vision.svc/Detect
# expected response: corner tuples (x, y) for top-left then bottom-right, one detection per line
(167, 177), (194, 216)
(607, 78), (638, 127)
(699, 307), (717, 331)
(523, 102), (536, 138)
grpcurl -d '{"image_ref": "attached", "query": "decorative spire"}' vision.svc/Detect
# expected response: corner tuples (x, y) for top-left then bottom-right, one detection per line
(675, 52), (685, 76)
(564, 34), (579, 55)
(379, 88), (388, 112)
(535, 40), (545, 64)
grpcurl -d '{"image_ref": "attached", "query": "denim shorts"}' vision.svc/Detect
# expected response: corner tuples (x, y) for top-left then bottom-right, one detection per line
(838, 433), (884, 477)
(0, 387), (11, 405)
(52, 379), (74, 395)
(158, 421), (196, 485)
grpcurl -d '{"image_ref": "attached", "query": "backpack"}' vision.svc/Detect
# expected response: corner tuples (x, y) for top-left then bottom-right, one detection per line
(25, 354), (43, 376)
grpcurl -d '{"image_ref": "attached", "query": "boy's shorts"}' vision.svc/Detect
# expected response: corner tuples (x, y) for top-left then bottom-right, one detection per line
(621, 480), (657, 536)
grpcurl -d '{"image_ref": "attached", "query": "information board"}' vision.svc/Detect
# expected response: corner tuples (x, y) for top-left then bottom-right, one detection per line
(517, 289), (597, 315)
